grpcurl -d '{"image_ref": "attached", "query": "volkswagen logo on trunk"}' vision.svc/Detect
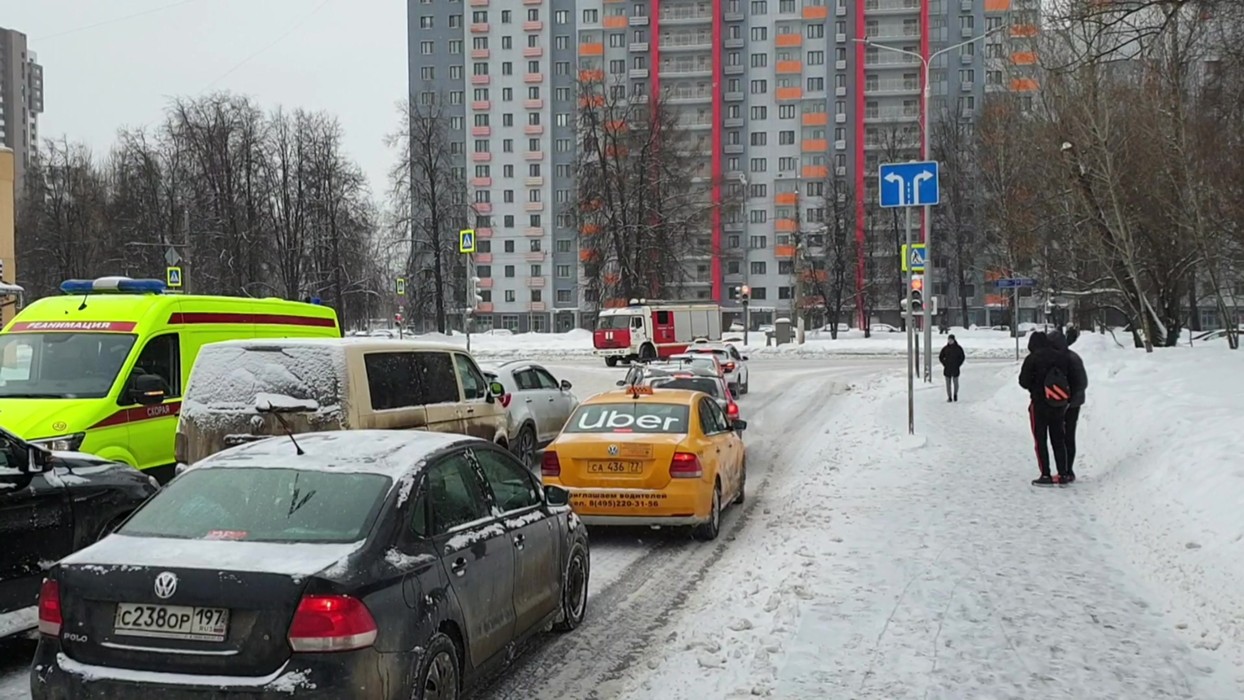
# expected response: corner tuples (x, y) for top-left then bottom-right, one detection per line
(607, 444), (619, 456)
(153, 572), (179, 599)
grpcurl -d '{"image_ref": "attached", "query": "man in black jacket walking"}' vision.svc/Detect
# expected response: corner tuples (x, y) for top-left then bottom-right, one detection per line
(938, 335), (965, 402)
(1051, 328), (1088, 477)
(1018, 331), (1079, 486)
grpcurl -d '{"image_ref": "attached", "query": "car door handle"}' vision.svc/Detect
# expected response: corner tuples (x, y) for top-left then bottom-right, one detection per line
(547, 397), (555, 402)
(513, 533), (525, 550)
(450, 558), (468, 576)
(465, 407), (475, 414)
(526, 398), (534, 403)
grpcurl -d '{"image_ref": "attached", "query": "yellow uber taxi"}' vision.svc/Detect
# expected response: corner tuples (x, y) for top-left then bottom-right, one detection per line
(540, 385), (747, 541)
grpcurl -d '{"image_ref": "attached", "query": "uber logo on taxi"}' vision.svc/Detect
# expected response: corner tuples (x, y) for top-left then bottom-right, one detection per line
(575, 410), (682, 432)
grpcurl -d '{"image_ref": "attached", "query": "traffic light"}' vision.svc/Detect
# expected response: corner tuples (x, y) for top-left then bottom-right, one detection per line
(468, 276), (483, 313)
(729, 285), (740, 301)
(394, 311), (404, 325)
(740, 285), (751, 302)
(910, 275), (924, 313)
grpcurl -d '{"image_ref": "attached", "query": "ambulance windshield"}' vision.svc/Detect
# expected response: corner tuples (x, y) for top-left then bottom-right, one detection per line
(0, 332), (138, 399)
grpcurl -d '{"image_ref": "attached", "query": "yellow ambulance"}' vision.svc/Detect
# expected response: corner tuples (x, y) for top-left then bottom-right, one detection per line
(0, 276), (340, 480)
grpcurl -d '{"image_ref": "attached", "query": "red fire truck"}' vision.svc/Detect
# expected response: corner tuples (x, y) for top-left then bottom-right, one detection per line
(593, 299), (723, 366)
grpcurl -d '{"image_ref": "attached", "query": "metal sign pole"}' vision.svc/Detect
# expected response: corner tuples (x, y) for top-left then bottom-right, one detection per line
(743, 299), (750, 346)
(1014, 285), (1020, 361)
(465, 256), (473, 353)
(905, 207), (915, 435)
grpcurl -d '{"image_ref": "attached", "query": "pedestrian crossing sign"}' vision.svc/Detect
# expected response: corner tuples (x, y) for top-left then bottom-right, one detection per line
(901, 244), (927, 273)
(166, 266), (183, 288)
(459, 229), (476, 254)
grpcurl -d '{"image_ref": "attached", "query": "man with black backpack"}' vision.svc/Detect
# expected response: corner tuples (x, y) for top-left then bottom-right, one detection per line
(1018, 331), (1078, 486)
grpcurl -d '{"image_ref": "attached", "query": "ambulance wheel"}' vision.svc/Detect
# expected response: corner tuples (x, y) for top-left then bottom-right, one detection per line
(605, 356), (618, 367)
(639, 344), (656, 362)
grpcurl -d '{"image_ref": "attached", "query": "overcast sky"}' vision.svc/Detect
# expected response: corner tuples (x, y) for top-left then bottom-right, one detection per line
(3, 0), (408, 198)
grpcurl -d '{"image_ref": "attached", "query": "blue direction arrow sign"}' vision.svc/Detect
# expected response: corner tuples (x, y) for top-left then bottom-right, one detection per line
(994, 277), (1037, 289)
(879, 161), (941, 208)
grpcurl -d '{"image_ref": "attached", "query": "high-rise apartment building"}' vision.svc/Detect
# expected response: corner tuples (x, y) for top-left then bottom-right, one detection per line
(407, 0), (1037, 331)
(0, 27), (44, 196)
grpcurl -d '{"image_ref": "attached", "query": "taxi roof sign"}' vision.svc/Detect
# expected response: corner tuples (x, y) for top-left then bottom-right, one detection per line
(628, 385), (654, 398)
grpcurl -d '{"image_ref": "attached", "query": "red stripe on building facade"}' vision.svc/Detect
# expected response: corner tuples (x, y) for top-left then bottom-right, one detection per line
(853, 4), (868, 329)
(710, 0), (724, 302)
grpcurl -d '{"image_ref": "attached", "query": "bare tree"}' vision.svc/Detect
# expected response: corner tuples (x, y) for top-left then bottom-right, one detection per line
(570, 75), (711, 312)
(386, 95), (471, 332)
(929, 104), (981, 328)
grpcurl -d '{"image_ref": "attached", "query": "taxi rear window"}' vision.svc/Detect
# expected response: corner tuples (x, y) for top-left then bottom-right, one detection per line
(564, 402), (690, 434)
(648, 377), (721, 398)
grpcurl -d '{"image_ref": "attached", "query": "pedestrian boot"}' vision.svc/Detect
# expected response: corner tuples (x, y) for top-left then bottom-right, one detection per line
(1032, 474), (1055, 486)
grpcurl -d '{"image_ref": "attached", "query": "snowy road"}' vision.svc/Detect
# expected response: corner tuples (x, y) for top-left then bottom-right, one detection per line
(4, 356), (1239, 699)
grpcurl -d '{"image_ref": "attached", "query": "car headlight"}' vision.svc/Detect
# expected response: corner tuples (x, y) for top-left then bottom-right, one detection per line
(33, 433), (86, 452)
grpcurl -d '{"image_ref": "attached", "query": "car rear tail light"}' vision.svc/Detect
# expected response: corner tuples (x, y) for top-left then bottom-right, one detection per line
(501, 393), (512, 408)
(288, 595), (378, 653)
(723, 362), (736, 372)
(727, 402), (739, 419)
(38, 580), (62, 636)
(670, 452), (703, 479)
(541, 450), (562, 477)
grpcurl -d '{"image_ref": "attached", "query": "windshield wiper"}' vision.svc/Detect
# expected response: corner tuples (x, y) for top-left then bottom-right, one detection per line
(0, 393), (72, 399)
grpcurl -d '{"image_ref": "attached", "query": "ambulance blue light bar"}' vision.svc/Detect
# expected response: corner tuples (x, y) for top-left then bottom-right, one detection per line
(60, 277), (168, 295)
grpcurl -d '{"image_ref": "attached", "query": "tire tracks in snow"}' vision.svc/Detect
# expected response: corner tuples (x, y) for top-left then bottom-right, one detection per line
(470, 367), (858, 700)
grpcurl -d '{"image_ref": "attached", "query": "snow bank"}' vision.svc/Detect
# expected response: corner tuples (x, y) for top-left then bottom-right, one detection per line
(979, 336), (1244, 666)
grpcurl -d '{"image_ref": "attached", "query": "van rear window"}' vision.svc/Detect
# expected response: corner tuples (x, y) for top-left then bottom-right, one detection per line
(564, 403), (690, 434)
(187, 345), (343, 410)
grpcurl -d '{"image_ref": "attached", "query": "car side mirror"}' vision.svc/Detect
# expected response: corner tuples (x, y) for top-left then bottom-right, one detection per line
(616, 380), (625, 386)
(545, 484), (571, 507)
(731, 419), (748, 431)
(130, 374), (167, 406)
(560, 379), (573, 391)
(488, 381), (505, 397)
(742, 356), (750, 361)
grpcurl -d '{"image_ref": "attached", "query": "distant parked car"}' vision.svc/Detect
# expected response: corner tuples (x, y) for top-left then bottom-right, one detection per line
(870, 323), (900, 333)
(481, 360), (580, 468)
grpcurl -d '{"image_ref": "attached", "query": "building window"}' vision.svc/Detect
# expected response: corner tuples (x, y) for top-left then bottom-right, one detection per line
(779, 130), (795, 145)
(505, 290), (516, 302)
(420, 16), (434, 28)
(420, 41), (434, 55)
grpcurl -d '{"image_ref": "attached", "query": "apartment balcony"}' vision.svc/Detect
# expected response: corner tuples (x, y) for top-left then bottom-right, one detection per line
(660, 10), (712, 24)
(801, 138), (829, 152)
(523, 46), (543, 58)
(525, 176), (544, 187)
(724, 36), (744, 48)
(522, 0), (540, 5)
(684, 118), (713, 130)
(471, 49), (490, 59)
(724, 63), (744, 75)
(471, 100), (491, 111)
(863, 107), (920, 122)
(523, 20), (543, 31)
(801, 165), (829, 178)
(471, 75), (490, 85)
(865, 55), (920, 68)
(471, 176), (492, 187)
(525, 251), (546, 262)
(524, 124), (545, 135)
(665, 89), (713, 104)
(470, 23), (490, 33)
(529, 301), (547, 312)
(579, 43), (605, 56)
(659, 34), (712, 51)
(469, 0), (488, 5)
(629, 14), (650, 25)
(629, 68), (650, 79)
(865, 78), (921, 95)
(802, 111), (829, 126)
(475, 202), (493, 214)
(471, 126), (491, 137)
(864, 27), (921, 42)
(525, 150), (544, 161)
(659, 65), (713, 78)
(775, 33), (803, 48)
(525, 227), (544, 237)
(476, 227), (493, 238)
(864, 0), (920, 14)
(527, 278), (547, 291)
(802, 5), (830, 19)
(472, 152), (492, 162)
(776, 60), (803, 74)
(775, 192), (798, 205)
(524, 72), (544, 84)
(477, 275), (493, 286)
(525, 201), (544, 212)
(629, 41), (649, 52)
(603, 16), (628, 29)
(524, 98), (543, 109)
(477, 302), (494, 313)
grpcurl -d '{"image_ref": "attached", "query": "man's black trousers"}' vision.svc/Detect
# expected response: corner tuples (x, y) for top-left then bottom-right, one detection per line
(1029, 401), (1069, 479)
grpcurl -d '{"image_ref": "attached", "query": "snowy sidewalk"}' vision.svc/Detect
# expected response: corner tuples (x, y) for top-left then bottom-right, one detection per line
(618, 366), (1241, 699)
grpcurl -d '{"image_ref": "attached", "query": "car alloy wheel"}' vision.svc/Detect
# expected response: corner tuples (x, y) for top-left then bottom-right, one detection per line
(517, 425), (537, 468)
(416, 636), (460, 700)
(694, 483), (721, 541)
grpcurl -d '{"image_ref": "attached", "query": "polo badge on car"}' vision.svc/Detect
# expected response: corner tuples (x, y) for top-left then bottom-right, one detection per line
(153, 572), (178, 599)
(608, 444), (620, 456)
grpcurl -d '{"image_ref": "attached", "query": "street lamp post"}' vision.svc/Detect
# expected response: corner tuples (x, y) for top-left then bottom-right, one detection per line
(738, 173), (750, 344)
(857, 25), (1007, 382)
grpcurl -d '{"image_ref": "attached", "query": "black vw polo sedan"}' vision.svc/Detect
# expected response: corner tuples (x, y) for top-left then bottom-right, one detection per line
(31, 430), (590, 699)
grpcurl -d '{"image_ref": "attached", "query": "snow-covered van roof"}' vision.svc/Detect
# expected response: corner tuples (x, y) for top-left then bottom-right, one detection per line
(204, 337), (465, 354)
(197, 430), (477, 479)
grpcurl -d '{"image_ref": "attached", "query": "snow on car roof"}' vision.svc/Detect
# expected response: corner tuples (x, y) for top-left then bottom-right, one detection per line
(207, 337), (466, 354)
(586, 388), (704, 405)
(198, 430), (477, 479)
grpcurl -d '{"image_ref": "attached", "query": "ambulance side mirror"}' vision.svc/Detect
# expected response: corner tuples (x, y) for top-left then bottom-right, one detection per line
(130, 374), (167, 406)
